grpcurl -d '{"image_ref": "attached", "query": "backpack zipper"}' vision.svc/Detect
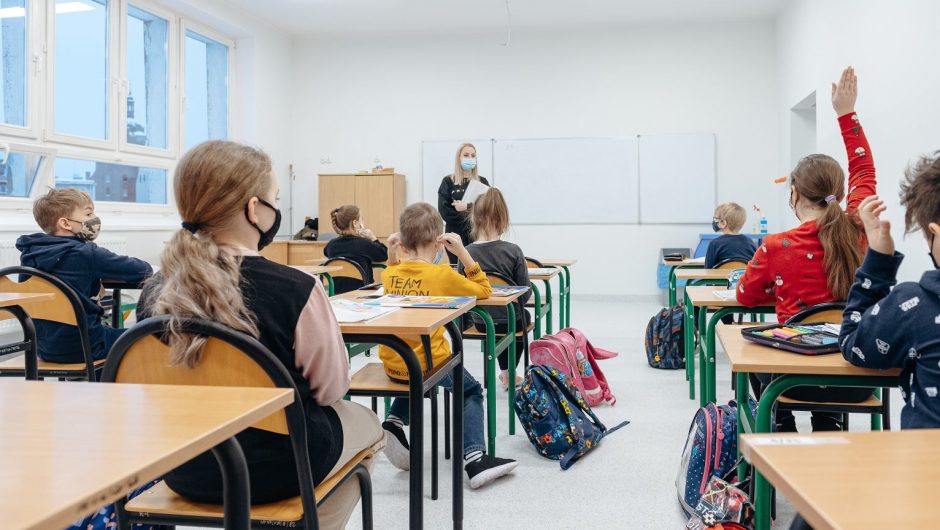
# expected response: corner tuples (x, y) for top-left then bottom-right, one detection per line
(700, 405), (714, 493)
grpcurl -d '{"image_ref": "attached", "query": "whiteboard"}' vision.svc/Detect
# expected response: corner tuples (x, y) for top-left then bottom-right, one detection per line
(638, 134), (716, 224)
(493, 137), (639, 224)
(421, 140), (494, 207)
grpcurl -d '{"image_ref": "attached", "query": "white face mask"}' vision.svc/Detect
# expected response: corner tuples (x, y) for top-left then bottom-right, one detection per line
(433, 248), (445, 264)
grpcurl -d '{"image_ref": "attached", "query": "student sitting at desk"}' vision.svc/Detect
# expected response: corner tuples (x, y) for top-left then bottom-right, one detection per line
(706, 202), (757, 268)
(463, 187), (531, 389)
(380, 202), (519, 489)
(137, 140), (384, 529)
(736, 67), (875, 432)
(324, 204), (388, 289)
(840, 154), (940, 429)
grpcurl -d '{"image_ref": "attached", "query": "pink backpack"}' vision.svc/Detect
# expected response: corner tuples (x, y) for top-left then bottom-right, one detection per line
(529, 327), (617, 406)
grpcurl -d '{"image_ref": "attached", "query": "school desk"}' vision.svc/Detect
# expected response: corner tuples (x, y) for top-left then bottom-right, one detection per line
(536, 258), (577, 328)
(716, 324), (900, 530)
(741, 430), (940, 530)
(528, 267), (559, 337)
(0, 381), (292, 530)
(674, 269), (734, 392)
(291, 264), (343, 295)
(0, 292), (56, 380)
(333, 291), (472, 529)
(684, 286), (775, 404)
(662, 258), (705, 307)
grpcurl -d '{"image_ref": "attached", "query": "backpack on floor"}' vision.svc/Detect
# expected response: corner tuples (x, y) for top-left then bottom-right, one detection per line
(676, 399), (757, 516)
(645, 305), (685, 369)
(529, 328), (617, 407)
(558, 327), (618, 360)
(514, 364), (629, 470)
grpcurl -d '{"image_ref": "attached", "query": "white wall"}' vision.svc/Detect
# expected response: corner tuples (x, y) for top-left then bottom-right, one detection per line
(0, 0), (294, 267)
(776, 0), (940, 283)
(290, 21), (780, 296)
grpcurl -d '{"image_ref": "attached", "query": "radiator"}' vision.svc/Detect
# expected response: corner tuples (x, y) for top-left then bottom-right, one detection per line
(0, 237), (127, 332)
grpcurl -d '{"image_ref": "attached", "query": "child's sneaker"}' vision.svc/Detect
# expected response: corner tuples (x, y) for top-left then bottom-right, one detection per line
(464, 454), (517, 489)
(382, 420), (411, 470)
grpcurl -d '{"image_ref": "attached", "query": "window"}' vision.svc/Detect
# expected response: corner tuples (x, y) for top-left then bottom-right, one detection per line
(55, 156), (167, 204)
(125, 4), (168, 149)
(0, 149), (46, 197)
(0, 0), (28, 128)
(184, 29), (228, 150)
(54, 0), (110, 140)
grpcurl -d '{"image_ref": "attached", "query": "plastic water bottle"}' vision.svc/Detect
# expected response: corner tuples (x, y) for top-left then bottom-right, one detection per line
(373, 156), (383, 171)
(759, 216), (768, 234)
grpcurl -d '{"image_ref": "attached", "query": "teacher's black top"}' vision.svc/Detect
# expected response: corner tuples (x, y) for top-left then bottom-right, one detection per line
(437, 174), (490, 245)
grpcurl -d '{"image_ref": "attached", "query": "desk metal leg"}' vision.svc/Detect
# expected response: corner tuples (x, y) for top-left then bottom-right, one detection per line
(543, 280), (554, 335)
(530, 282), (543, 340)
(322, 273), (335, 296)
(469, 307), (498, 456)
(506, 302), (517, 435)
(210, 438), (251, 530)
(562, 266), (572, 327)
(554, 267), (567, 330)
(684, 293), (695, 396)
(1, 306), (39, 381)
(447, 322), (465, 530)
(735, 371), (752, 482)
(668, 266), (678, 307)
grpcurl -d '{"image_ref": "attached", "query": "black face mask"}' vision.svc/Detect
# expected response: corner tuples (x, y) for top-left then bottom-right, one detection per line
(245, 198), (281, 251)
(930, 234), (939, 270)
(712, 219), (721, 232)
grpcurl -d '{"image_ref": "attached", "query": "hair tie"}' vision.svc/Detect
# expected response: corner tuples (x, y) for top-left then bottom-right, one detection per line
(181, 221), (201, 233)
(824, 195), (837, 205)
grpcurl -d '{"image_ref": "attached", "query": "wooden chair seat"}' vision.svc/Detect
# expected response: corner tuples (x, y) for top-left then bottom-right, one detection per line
(125, 450), (377, 522)
(0, 355), (107, 376)
(777, 394), (883, 409)
(524, 299), (548, 309)
(462, 320), (535, 339)
(349, 362), (408, 393)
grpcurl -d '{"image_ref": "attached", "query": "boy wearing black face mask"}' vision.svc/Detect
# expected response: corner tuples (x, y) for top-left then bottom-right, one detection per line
(15, 188), (152, 363)
(840, 153), (940, 428)
(705, 202), (757, 268)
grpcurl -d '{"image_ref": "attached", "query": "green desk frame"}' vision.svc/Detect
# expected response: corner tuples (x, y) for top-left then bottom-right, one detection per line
(697, 306), (773, 405)
(528, 279), (552, 339)
(467, 303), (518, 456)
(547, 265), (572, 329)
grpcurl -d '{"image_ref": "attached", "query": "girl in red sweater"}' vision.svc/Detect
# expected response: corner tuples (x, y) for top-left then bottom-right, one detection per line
(737, 67), (876, 432)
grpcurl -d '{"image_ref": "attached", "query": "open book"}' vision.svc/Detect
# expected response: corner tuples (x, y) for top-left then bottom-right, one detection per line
(462, 179), (490, 204)
(330, 299), (399, 323)
(491, 285), (529, 296)
(362, 294), (475, 309)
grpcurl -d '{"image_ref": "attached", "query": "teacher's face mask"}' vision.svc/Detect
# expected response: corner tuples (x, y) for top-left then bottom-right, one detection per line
(460, 158), (477, 172)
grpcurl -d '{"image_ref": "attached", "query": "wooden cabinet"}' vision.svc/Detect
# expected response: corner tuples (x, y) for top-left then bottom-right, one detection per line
(319, 173), (405, 238)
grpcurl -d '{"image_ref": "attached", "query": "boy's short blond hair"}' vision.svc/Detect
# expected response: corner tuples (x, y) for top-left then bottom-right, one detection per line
(33, 188), (92, 234)
(399, 202), (444, 251)
(714, 202), (747, 232)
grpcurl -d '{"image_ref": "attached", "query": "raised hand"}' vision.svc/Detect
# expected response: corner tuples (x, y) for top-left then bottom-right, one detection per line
(437, 232), (472, 265)
(831, 66), (857, 116)
(858, 195), (894, 255)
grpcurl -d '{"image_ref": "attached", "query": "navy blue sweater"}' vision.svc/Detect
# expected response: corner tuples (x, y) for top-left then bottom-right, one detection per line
(704, 234), (757, 269)
(15, 233), (152, 361)
(840, 249), (940, 429)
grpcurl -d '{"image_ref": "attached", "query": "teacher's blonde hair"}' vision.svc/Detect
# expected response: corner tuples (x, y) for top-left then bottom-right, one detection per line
(451, 143), (480, 185)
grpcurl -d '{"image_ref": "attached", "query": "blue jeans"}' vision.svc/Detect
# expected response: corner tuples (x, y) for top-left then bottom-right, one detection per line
(387, 367), (485, 456)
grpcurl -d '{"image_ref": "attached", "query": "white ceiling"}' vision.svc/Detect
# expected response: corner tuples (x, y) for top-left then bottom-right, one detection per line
(220, 0), (784, 37)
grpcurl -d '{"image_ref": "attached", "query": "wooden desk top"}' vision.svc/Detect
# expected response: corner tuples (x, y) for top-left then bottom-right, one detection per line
(1, 381), (293, 530)
(741, 430), (940, 530)
(473, 290), (527, 306)
(528, 268), (560, 280)
(684, 285), (773, 308)
(675, 269), (733, 281)
(332, 290), (474, 335)
(537, 259), (577, 267)
(291, 265), (343, 275)
(662, 258), (705, 267)
(0, 292), (54, 307)
(716, 324), (902, 376)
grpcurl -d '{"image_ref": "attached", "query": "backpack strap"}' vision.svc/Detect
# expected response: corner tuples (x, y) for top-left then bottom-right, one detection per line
(533, 366), (608, 431)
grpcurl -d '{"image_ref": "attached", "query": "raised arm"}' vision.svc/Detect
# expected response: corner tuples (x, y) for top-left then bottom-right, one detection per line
(832, 67), (876, 215)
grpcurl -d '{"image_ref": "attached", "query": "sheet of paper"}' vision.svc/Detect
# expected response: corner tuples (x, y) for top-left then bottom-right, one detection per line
(713, 289), (737, 301)
(748, 436), (849, 446)
(330, 299), (398, 323)
(687, 257), (706, 264)
(462, 179), (491, 204)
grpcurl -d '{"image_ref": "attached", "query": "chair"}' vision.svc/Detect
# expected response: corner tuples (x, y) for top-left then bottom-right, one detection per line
(774, 302), (891, 430)
(462, 271), (534, 368)
(714, 259), (748, 270)
(0, 266), (102, 381)
(101, 315), (377, 530)
(371, 263), (387, 285)
(322, 257), (369, 295)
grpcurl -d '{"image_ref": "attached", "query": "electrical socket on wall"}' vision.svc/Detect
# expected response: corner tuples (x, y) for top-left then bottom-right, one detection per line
(319, 155), (332, 164)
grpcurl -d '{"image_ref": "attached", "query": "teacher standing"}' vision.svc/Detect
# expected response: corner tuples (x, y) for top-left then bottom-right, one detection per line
(437, 143), (490, 264)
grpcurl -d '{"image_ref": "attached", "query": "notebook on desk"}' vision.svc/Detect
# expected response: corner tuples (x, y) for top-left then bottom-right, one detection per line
(361, 294), (474, 309)
(330, 299), (399, 323)
(491, 286), (529, 296)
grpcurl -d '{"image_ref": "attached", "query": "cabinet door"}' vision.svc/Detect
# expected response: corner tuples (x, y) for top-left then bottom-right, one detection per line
(319, 174), (357, 233)
(355, 174), (395, 237)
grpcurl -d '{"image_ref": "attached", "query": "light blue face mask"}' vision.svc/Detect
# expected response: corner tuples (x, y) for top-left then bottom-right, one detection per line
(460, 158), (477, 171)
(433, 248), (445, 264)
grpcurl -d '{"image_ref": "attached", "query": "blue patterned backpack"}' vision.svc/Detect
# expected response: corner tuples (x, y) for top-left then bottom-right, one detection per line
(514, 365), (629, 469)
(644, 305), (685, 369)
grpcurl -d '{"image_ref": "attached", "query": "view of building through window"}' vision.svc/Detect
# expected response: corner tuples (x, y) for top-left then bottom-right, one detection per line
(55, 156), (167, 204)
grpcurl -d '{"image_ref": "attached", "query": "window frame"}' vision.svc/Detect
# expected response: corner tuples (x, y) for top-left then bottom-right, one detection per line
(0, 140), (57, 211)
(179, 19), (234, 153)
(0, 0), (42, 140)
(50, 147), (174, 212)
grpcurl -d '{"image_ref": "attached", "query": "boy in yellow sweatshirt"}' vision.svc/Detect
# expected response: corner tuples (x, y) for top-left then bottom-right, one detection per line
(380, 202), (517, 489)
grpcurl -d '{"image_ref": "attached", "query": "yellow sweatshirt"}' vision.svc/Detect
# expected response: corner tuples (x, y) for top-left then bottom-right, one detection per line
(379, 260), (491, 381)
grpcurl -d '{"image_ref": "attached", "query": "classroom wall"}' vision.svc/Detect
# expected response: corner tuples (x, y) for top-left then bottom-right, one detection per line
(776, 0), (940, 283)
(0, 0), (295, 266)
(289, 21), (780, 297)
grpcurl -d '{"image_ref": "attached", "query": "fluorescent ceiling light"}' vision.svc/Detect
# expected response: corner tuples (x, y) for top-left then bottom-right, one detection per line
(0, 1), (95, 19)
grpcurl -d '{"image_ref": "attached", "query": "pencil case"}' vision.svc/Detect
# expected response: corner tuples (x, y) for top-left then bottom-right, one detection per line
(740, 323), (841, 355)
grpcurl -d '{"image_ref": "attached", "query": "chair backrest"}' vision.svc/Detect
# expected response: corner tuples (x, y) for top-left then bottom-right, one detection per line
(785, 302), (847, 324)
(372, 263), (387, 284)
(715, 259), (748, 270)
(525, 257), (544, 269)
(101, 316), (318, 525)
(322, 257), (367, 282)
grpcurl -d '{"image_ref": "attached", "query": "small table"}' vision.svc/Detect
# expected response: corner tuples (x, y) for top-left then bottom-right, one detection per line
(662, 258), (705, 307)
(0, 292), (56, 380)
(333, 291), (472, 530)
(291, 265), (343, 296)
(471, 289), (528, 452)
(0, 381), (293, 530)
(684, 286), (774, 404)
(528, 267), (560, 337)
(716, 324), (900, 530)
(741, 430), (940, 530)
(536, 258), (577, 329)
